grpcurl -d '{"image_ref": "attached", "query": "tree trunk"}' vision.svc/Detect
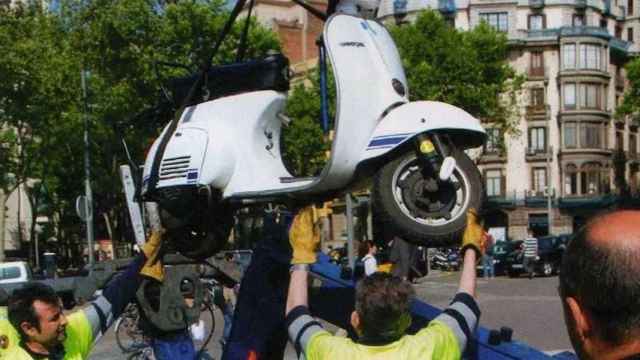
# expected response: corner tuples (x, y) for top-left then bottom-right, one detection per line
(0, 189), (6, 262)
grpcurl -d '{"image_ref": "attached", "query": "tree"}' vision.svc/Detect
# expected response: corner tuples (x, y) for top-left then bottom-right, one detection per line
(617, 58), (640, 118)
(390, 10), (523, 134)
(0, 0), (281, 265)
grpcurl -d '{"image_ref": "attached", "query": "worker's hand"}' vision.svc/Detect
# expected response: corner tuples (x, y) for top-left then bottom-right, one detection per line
(460, 208), (486, 260)
(141, 229), (165, 281)
(289, 206), (321, 265)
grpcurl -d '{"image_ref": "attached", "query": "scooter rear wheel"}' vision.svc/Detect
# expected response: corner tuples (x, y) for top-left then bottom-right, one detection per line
(372, 149), (482, 247)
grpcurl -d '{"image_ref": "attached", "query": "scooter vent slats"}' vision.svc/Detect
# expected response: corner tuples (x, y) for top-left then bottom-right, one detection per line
(159, 156), (191, 180)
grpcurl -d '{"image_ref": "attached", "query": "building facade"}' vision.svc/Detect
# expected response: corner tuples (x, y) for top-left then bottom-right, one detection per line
(380, 0), (640, 239)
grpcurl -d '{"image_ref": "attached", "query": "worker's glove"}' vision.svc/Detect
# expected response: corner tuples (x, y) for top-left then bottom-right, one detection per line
(289, 206), (321, 265)
(460, 208), (486, 260)
(141, 229), (165, 281)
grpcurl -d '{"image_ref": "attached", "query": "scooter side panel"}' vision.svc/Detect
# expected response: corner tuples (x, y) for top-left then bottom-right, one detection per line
(361, 101), (487, 161)
(301, 14), (407, 192)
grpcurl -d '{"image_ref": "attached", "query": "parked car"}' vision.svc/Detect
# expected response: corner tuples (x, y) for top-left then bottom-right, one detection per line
(505, 234), (571, 278)
(0, 261), (78, 309)
(477, 240), (523, 276)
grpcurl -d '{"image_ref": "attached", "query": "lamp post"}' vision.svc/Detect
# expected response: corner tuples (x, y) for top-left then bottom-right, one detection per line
(547, 145), (554, 235)
(81, 69), (95, 266)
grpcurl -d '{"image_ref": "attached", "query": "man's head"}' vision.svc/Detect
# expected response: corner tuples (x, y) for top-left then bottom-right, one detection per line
(559, 210), (640, 359)
(8, 283), (68, 348)
(351, 272), (414, 342)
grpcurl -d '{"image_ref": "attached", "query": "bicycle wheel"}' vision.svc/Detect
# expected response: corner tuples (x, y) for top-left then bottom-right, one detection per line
(116, 305), (147, 353)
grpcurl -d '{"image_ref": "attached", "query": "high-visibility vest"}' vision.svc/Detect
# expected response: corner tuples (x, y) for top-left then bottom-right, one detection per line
(0, 306), (94, 360)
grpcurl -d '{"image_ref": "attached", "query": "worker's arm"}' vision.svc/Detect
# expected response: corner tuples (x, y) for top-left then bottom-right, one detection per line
(285, 207), (326, 358)
(424, 210), (484, 355)
(81, 231), (164, 346)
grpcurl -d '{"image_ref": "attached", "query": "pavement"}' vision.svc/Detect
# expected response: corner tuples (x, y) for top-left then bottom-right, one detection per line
(89, 270), (573, 359)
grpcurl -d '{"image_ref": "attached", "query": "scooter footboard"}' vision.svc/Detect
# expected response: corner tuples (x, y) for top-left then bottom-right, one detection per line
(361, 101), (486, 161)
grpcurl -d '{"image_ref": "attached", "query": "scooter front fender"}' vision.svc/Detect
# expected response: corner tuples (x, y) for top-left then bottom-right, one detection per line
(361, 101), (486, 161)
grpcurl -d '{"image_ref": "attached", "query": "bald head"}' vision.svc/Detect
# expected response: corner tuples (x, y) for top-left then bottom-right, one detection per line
(559, 210), (640, 344)
(586, 211), (640, 251)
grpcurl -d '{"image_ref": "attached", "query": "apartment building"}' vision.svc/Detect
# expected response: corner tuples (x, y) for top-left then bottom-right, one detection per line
(379, 0), (640, 239)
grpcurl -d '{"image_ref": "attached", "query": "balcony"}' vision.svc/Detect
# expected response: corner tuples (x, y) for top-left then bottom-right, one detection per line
(530, 0), (544, 8)
(525, 189), (556, 207)
(527, 66), (548, 80)
(525, 147), (550, 161)
(558, 194), (617, 209)
(478, 150), (507, 164)
(526, 104), (550, 120)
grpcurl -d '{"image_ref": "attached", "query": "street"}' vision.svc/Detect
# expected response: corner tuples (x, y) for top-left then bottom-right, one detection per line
(88, 270), (572, 359)
(414, 271), (573, 354)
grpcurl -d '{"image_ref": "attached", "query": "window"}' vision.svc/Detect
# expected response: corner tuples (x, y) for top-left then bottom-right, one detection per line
(581, 122), (603, 148)
(480, 12), (508, 32)
(485, 169), (503, 196)
(617, 129), (625, 151)
(578, 44), (601, 70)
(580, 163), (607, 195)
(484, 128), (502, 154)
(579, 83), (601, 109)
(530, 52), (544, 76)
(529, 127), (547, 152)
(573, 14), (585, 26)
(0, 267), (21, 281)
(600, 18), (607, 28)
(563, 44), (576, 69)
(530, 87), (545, 106)
(630, 132), (637, 154)
(564, 164), (578, 195)
(532, 167), (547, 193)
(630, 0), (634, 15)
(564, 83), (576, 109)
(629, 28), (635, 42)
(616, 26), (623, 39)
(528, 14), (545, 30)
(564, 122), (577, 148)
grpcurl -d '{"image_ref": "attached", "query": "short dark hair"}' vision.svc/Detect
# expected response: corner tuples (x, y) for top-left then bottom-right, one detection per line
(358, 240), (376, 258)
(559, 222), (640, 344)
(8, 283), (60, 339)
(355, 272), (414, 340)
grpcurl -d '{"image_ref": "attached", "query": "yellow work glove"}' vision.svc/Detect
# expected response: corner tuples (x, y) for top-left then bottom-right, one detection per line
(140, 229), (165, 281)
(289, 206), (321, 264)
(460, 208), (487, 260)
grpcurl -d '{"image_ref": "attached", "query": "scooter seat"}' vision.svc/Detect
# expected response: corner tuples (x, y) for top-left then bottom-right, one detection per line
(168, 53), (290, 107)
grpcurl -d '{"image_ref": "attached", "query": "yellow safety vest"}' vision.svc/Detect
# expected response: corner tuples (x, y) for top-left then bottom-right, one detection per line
(305, 320), (461, 360)
(0, 307), (94, 360)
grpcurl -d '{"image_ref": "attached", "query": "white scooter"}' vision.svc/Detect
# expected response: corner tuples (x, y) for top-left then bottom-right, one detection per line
(141, 0), (486, 258)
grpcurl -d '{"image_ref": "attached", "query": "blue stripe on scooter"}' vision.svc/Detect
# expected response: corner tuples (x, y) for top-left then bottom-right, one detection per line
(371, 133), (413, 140)
(368, 136), (407, 147)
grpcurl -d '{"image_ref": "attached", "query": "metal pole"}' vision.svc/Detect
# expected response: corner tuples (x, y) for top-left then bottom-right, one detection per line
(81, 70), (95, 266)
(345, 194), (355, 270)
(547, 146), (553, 235)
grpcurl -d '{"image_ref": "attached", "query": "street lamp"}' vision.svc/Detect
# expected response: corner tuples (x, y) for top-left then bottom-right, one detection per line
(547, 145), (554, 235)
(81, 69), (95, 266)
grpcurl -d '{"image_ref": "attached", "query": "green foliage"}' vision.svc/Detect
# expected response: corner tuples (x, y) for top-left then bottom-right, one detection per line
(617, 58), (640, 121)
(390, 10), (524, 134)
(0, 0), (280, 257)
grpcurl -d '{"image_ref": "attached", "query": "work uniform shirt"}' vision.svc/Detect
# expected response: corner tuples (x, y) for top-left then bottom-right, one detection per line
(286, 292), (480, 360)
(0, 295), (112, 360)
(0, 255), (145, 359)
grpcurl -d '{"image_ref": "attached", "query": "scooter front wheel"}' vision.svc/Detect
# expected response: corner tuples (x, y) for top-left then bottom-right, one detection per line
(372, 149), (482, 247)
